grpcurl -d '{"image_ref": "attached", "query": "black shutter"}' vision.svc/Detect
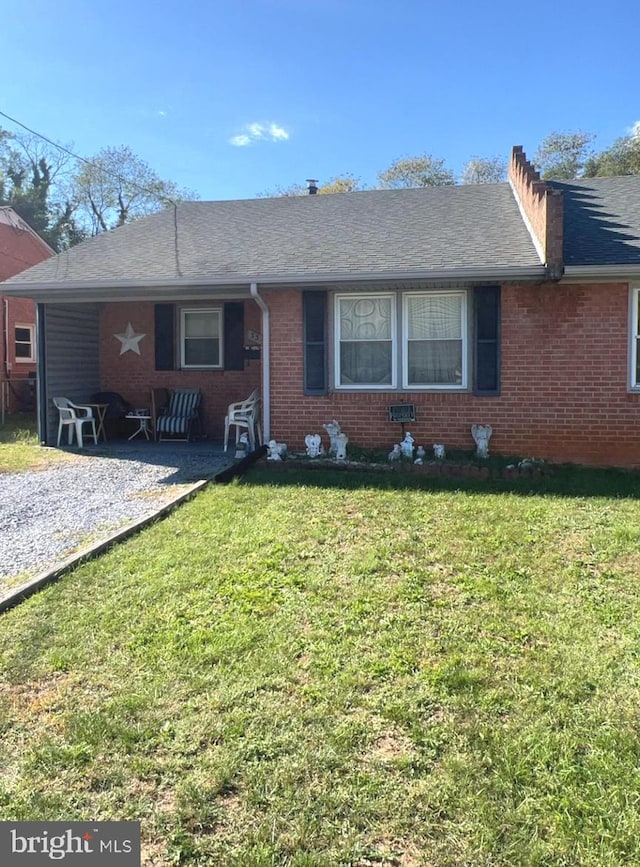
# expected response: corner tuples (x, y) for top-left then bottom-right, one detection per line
(224, 302), (245, 370)
(473, 286), (501, 395)
(155, 304), (175, 370)
(303, 290), (327, 394)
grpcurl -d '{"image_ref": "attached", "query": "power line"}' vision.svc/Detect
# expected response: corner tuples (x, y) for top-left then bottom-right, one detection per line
(0, 107), (177, 206)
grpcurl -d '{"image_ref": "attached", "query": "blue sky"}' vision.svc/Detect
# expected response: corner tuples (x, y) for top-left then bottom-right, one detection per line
(3, 0), (639, 201)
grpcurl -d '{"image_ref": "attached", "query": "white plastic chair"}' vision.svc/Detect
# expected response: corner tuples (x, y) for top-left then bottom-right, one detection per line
(53, 397), (98, 448)
(224, 389), (262, 451)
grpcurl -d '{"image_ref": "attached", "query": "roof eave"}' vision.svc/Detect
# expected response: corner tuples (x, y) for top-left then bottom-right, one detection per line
(1, 265), (548, 302)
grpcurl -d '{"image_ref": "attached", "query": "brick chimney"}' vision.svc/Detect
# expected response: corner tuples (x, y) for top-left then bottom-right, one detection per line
(508, 146), (563, 280)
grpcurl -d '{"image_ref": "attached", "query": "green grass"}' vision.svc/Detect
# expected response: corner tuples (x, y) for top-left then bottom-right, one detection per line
(0, 414), (69, 473)
(3, 467), (640, 865)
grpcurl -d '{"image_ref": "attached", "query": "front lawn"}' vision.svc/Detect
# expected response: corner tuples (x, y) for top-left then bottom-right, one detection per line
(2, 469), (640, 865)
(0, 414), (69, 473)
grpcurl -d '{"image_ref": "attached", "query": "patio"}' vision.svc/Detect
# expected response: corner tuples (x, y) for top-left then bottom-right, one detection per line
(78, 438), (235, 482)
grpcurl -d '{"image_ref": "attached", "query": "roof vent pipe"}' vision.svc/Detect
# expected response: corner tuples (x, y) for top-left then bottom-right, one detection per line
(306, 179), (318, 195)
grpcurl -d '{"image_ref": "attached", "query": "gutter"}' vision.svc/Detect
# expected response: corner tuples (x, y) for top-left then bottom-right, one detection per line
(563, 265), (640, 282)
(1, 265), (548, 300)
(250, 282), (270, 442)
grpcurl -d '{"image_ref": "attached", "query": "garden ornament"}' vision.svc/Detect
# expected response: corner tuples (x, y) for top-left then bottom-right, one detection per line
(235, 432), (250, 459)
(304, 433), (323, 458)
(471, 424), (493, 459)
(334, 432), (349, 461)
(267, 440), (287, 461)
(322, 419), (342, 454)
(400, 431), (415, 459)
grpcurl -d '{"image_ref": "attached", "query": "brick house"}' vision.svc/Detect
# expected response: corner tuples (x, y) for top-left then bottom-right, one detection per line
(3, 146), (640, 467)
(0, 207), (55, 414)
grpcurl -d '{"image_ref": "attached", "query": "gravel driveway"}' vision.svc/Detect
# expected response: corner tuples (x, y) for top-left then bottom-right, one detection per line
(0, 443), (232, 587)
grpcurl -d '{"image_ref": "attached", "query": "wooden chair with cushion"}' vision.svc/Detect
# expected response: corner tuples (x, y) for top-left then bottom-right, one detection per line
(155, 388), (201, 442)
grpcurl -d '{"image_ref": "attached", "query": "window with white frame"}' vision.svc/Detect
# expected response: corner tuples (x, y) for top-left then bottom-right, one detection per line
(632, 288), (640, 388)
(334, 290), (468, 390)
(14, 324), (35, 363)
(335, 294), (396, 387)
(180, 308), (222, 368)
(403, 291), (466, 388)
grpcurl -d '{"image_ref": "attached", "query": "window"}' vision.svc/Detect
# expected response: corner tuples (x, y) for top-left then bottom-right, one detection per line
(335, 294), (396, 387)
(180, 308), (222, 368)
(15, 325), (35, 363)
(403, 292), (466, 388)
(334, 290), (469, 390)
(632, 288), (640, 388)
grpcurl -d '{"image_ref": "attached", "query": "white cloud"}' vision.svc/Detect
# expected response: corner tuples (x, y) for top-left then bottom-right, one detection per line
(228, 121), (290, 146)
(248, 122), (266, 138)
(158, 110), (168, 118)
(630, 120), (640, 139)
(229, 134), (252, 147)
(269, 123), (289, 141)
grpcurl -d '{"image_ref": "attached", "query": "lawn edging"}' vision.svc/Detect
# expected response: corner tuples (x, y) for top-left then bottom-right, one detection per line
(0, 478), (209, 614)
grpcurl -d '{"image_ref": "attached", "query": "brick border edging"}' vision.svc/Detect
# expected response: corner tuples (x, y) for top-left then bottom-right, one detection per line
(0, 479), (210, 615)
(256, 457), (548, 480)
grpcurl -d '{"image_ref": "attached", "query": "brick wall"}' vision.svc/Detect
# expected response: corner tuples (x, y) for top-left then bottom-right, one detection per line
(99, 300), (262, 439)
(264, 283), (640, 468)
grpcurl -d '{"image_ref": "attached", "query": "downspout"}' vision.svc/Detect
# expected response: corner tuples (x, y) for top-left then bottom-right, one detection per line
(249, 282), (270, 442)
(2, 298), (8, 422)
(36, 304), (47, 445)
(3, 298), (8, 379)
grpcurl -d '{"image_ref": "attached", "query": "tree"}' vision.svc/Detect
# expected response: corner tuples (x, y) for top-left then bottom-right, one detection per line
(533, 131), (595, 180)
(318, 174), (364, 194)
(0, 128), (81, 249)
(377, 154), (455, 188)
(258, 174), (364, 198)
(460, 155), (507, 184)
(583, 131), (640, 177)
(69, 146), (196, 235)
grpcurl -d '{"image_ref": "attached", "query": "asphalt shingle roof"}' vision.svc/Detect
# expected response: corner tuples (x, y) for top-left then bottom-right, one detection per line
(6, 184), (541, 286)
(551, 176), (640, 266)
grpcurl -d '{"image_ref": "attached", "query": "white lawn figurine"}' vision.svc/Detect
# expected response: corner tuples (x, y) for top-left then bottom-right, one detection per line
(388, 443), (402, 461)
(235, 432), (250, 459)
(322, 419), (342, 455)
(334, 432), (349, 461)
(304, 433), (323, 458)
(416, 445), (426, 460)
(267, 440), (287, 461)
(471, 424), (493, 459)
(400, 431), (415, 459)
(433, 443), (446, 460)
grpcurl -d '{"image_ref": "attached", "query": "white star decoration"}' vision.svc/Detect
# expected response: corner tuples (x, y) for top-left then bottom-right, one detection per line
(114, 322), (146, 355)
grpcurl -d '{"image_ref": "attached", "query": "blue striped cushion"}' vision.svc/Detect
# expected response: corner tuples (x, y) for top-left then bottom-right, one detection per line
(156, 389), (200, 435)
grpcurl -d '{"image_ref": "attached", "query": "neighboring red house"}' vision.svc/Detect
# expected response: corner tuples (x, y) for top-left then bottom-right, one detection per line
(0, 207), (54, 414)
(4, 146), (640, 467)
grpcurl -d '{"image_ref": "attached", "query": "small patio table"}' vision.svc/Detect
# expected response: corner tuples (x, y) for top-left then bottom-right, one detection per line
(83, 403), (109, 442)
(126, 411), (152, 441)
